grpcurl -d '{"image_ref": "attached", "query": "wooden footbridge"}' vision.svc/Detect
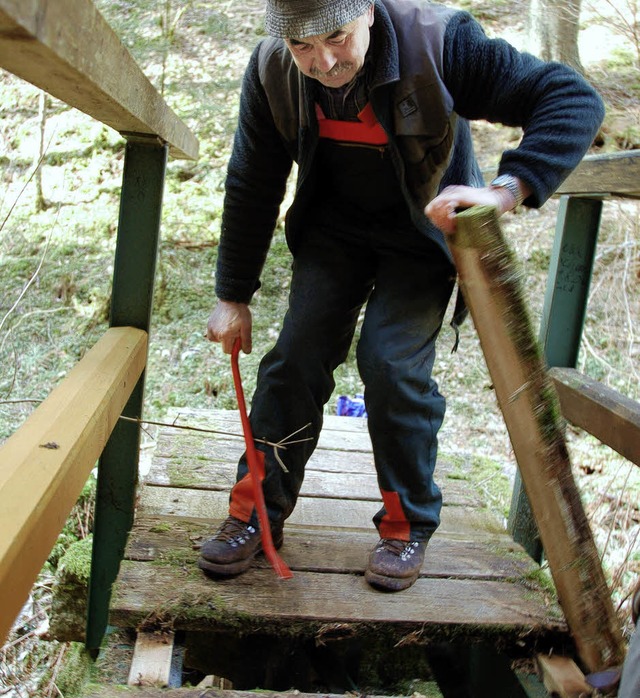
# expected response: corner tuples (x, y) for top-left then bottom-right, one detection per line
(1, 1), (639, 696)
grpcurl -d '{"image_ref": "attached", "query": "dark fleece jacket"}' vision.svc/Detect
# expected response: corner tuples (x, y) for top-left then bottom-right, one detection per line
(215, 0), (605, 303)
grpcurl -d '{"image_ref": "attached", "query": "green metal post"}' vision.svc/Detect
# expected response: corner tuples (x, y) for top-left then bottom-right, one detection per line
(86, 136), (168, 650)
(508, 195), (603, 561)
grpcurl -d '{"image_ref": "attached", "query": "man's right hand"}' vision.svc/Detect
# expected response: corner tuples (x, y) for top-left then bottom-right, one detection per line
(206, 300), (252, 354)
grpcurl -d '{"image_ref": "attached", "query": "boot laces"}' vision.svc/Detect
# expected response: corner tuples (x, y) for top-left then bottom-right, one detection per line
(215, 517), (257, 546)
(377, 539), (420, 560)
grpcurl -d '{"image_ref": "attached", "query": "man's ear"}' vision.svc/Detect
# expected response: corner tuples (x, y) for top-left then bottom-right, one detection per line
(367, 3), (374, 27)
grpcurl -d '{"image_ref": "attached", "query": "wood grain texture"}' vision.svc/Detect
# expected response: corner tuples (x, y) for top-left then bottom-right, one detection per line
(450, 206), (625, 671)
(0, 0), (198, 159)
(111, 562), (566, 639)
(0, 327), (147, 645)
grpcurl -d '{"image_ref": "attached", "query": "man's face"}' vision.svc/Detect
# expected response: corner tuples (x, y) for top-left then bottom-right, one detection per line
(285, 5), (374, 88)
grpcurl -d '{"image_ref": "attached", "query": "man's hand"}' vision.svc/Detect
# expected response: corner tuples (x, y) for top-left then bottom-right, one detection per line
(206, 300), (252, 354)
(425, 182), (528, 235)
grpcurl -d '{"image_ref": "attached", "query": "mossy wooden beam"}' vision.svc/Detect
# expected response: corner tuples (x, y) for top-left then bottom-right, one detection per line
(0, 0), (198, 160)
(0, 327), (147, 646)
(447, 206), (625, 672)
(550, 367), (640, 467)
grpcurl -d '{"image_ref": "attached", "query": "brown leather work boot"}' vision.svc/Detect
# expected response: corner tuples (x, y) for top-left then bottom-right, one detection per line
(198, 515), (283, 577)
(365, 538), (427, 591)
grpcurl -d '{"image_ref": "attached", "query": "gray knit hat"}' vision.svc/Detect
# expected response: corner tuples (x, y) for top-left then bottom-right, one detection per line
(265, 0), (374, 38)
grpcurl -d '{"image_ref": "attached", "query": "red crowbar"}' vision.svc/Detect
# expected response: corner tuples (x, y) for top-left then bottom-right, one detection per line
(231, 338), (293, 579)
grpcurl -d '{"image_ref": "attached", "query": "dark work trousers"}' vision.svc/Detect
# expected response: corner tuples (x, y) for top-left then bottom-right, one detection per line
(228, 208), (456, 542)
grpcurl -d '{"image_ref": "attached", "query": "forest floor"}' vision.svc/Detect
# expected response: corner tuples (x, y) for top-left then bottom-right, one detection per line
(1, 0), (639, 695)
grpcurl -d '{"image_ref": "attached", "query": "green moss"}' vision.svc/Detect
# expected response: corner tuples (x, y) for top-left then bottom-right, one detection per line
(49, 536), (93, 642)
(149, 522), (172, 533)
(55, 643), (93, 697)
(59, 535), (93, 581)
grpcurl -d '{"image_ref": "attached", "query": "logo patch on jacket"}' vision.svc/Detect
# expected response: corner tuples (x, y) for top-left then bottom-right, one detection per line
(398, 96), (418, 117)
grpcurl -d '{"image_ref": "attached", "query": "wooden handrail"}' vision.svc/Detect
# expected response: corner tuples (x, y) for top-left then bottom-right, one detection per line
(0, 0), (198, 160)
(550, 367), (640, 467)
(482, 150), (640, 199)
(0, 327), (148, 645)
(555, 150), (640, 198)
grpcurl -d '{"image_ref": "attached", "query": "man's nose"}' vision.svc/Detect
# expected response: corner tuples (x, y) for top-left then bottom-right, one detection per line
(313, 45), (337, 73)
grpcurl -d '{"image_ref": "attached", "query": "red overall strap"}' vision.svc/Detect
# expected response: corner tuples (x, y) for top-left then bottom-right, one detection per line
(316, 102), (388, 146)
(231, 339), (293, 580)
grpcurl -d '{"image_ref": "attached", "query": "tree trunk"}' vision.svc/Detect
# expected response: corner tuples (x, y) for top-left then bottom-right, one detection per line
(527, 0), (584, 73)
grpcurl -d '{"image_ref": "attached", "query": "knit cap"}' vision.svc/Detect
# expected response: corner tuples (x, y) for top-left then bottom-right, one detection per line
(265, 0), (374, 38)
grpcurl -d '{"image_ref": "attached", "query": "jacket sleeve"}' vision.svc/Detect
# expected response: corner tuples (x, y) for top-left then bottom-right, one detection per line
(215, 44), (294, 303)
(442, 12), (605, 207)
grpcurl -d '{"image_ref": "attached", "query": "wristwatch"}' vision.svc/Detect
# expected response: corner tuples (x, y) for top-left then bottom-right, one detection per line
(490, 174), (525, 208)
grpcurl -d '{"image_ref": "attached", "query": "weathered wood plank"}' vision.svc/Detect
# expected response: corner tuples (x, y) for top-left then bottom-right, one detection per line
(450, 206), (625, 671)
(146, 455), (478, 506)
(158, 409), (373, 452)
(83, 688), (390, 698)
(128, 631), (175, 687)
(550, 367), (640, 467)
(137, 486), (504, 539)
(0, 0), (198, 160)
(0, 327), (148, 646)
(125, 515), (539, 581)
(555, 150), (640, 197)
(110, 562), (566, 640)
(536, 654), (594, 698)
(153, 433), (378, 470)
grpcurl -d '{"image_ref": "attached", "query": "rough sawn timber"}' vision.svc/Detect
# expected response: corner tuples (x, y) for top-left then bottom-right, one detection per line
(0, 0), (198, 159)
(108, 409), (568, 655)
(449, 206), (625, 672)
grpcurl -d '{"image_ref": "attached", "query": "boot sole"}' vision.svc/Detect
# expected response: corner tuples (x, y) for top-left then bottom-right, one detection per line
(364, 568), (420, 592)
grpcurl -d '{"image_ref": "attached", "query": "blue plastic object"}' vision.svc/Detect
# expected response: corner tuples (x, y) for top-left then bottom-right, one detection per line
(336, 394), (367, 417)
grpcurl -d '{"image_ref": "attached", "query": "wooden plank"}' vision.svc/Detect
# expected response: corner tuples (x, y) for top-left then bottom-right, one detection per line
(153, 434), (378, 473)
(83, 688), (392, 697)
(0, 327), (148, 645)
(146, 455), (478, 507)
(137, 486), (504, 539)
(555, 150), (640, 197)
(128, 631), (175, 687)
(450, 206), (625, 671)
(110, 562), (566, 639)
(536, 655), (594, 697)
(550, 367), (640, 467)
(125, 515), (539, 581)
(0, 0), (198, 160)
(158, 408), (374, 452)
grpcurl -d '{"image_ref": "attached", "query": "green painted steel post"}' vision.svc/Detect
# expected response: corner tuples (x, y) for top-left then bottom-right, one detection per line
(86, 136), (168, 650)
(508, 195), (603, 561)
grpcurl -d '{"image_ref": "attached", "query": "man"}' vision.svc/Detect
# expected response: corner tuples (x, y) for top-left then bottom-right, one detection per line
(618, 579), (640, 697)
(198, 0), (604, 591)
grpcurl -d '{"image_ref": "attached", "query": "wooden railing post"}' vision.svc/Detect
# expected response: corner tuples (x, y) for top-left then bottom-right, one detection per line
(86, 136), (168, 650)
(508, 195), (603, 561)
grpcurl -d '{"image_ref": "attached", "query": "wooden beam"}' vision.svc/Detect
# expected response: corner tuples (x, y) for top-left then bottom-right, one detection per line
(555, 150), (640, 198)
(0, 0), (198, 160)
(128, 631), (175, 687)
(536, 654), (594, 697)
(448, 206), (626, 672)
(0, 327), (148, 646)
(550, 367), (640, 467)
